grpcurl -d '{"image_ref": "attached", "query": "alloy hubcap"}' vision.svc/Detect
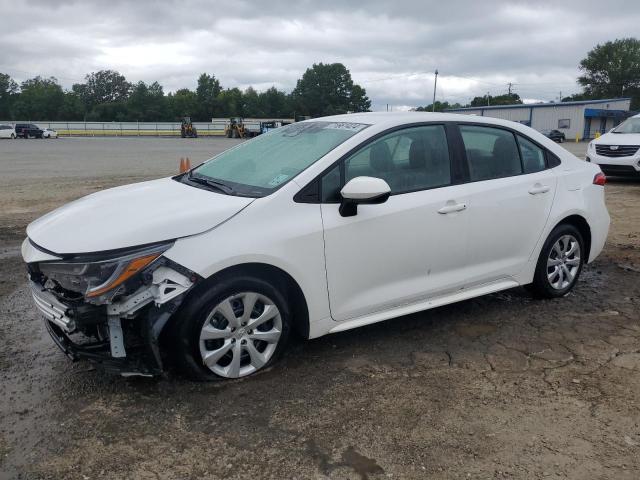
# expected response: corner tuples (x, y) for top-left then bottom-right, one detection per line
(199, 292), (282, 378)
(547, 235), (581, 290)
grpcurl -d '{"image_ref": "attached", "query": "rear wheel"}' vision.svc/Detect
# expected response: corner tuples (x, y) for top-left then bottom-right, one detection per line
(173, 276), (291, 381)
(530, 224), (584, 298)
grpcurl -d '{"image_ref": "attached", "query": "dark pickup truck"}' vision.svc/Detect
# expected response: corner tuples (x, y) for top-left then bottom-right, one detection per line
(15, 123), (44, 139)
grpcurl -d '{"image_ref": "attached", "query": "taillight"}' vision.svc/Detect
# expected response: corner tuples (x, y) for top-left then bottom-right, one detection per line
(593, 172), (606, 186)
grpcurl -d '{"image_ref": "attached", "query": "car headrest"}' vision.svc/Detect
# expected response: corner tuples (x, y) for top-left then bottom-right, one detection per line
(369, 142), (393, 172)
(493, 136), (516, 158)
(409, 138), (427, 168)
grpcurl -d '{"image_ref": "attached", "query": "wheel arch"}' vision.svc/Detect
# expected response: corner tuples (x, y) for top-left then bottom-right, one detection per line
(553, 214), (592, 260)
(172, 262), (310, 340)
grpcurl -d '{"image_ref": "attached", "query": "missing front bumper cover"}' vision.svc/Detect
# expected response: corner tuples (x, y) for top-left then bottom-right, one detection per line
(32, 262), (196, 376)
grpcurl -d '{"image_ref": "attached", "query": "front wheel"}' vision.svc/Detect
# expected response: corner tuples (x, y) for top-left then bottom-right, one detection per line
(173, 276), (291, 381)
(529, 224), (584, 298)
(10, 133), (15, 139)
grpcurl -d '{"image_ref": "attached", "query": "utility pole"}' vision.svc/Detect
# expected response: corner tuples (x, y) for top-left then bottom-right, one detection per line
(508, 82), (513, 95)
(559, 91), (562, 102)
(487, 92), (491, 106)
(432, 69), (438, 112)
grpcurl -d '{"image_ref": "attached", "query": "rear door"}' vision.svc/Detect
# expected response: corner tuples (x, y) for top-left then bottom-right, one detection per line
(457, 124), (557, 285)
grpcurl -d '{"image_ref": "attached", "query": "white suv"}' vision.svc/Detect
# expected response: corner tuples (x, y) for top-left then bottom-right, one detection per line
(22, 113), (610, 380)
(587, 113), (640, 177)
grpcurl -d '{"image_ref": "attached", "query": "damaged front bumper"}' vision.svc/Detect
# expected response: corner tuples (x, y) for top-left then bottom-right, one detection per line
(29, 262), (197, 377)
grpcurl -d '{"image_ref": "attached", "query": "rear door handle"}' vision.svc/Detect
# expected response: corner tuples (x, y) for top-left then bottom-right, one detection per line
(528, 184), (550, 195)
(438, 202), (467, 214)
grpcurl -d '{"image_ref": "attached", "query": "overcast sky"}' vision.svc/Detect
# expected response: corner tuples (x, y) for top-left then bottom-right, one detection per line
(0, 0), (638, 110)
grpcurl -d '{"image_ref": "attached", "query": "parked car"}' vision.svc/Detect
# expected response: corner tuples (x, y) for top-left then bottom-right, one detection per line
(586, 113), (640, 177)
(15, 123), (44, 139)
(42, 127), (59, 139)
(0, 124), (16, 139)
(541, 129), (566, 143)
(23, 113), (610, 380)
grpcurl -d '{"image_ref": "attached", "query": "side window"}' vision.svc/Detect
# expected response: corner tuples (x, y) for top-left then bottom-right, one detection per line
(460, 125), (522, 181)
(341, 125), (451, 195)
(321, 164), (341, 202)
(517, 135), (546, 174)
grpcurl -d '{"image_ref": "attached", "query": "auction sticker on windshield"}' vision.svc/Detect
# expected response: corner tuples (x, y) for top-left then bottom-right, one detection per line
(323, 122), (368, 132)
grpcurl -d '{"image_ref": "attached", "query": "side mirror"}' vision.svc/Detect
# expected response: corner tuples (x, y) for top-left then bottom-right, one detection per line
(339, 176), (391, 217)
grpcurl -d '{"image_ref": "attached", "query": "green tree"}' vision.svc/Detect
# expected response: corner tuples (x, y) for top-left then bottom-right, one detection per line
(242, 86), (262, 117)
(73, 70), (131, 117)
(59, 92), (85, 120)
(470, 93), (522, 107)
(258, 87), (291, 117)
(413, 101), (462, 112)
(291, 63), (371, 117)
(12, 76), (65, 119)
(578, 38), (640, 109)
(167, 88), (198, 119)
(0, 73), (18, 119)
(127, 81), (167, 120)
(218, 88), (244, 117)
(195, 73), (222, 120)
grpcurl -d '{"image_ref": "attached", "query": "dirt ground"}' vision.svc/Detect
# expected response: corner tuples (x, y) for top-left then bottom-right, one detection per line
(0, 138), (639, 480)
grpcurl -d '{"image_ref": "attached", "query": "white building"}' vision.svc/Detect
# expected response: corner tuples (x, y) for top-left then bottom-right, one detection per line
(446, 98), (632, 140)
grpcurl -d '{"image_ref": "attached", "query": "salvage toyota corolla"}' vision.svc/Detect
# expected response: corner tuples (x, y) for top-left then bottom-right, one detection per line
(23, 113), (610, 380)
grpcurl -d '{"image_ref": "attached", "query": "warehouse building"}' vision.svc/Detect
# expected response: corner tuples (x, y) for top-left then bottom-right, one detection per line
(446, 98), (632, 140)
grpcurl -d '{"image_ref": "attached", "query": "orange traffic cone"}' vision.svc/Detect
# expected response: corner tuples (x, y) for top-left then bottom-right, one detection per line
(185, 157), (191, 170)
(179, 157), (186, 173)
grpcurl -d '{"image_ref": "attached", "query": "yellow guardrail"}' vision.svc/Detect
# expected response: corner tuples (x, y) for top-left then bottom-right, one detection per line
(55, 130), (226, 137)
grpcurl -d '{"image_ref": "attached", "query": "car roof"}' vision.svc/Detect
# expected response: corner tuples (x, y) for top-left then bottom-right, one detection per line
(308, 111), (532, 131)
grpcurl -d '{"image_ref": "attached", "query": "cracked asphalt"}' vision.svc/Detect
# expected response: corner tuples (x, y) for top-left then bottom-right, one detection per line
(1, 138), (639, 479)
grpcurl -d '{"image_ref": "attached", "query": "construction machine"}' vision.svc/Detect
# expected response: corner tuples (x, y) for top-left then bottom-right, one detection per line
(180, 117), (198, 138)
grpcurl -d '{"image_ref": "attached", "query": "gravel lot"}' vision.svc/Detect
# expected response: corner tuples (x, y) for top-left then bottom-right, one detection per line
(1, 137), (639, 480)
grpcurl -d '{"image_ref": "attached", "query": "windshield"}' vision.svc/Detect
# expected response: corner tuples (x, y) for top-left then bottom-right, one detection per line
(613, 117), (640, 134)
(190, 121), (369, 196)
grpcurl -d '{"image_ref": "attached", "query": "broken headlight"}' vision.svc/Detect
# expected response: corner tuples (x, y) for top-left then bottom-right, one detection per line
(39, 243), (172, 300)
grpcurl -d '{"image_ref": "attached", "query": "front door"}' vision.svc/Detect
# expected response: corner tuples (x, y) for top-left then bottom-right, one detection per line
(320, 124), (470, 322)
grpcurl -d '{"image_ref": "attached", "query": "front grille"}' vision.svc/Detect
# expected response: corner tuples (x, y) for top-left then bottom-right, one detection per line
(595, 145), (640, 157)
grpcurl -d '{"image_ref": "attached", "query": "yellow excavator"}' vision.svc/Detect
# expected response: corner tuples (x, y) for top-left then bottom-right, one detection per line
(180, 117), (198, 138)
(225, 117), (245, 138)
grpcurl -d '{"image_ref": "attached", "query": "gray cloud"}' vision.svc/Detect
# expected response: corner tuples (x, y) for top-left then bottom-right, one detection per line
(0, 0), (637, 110)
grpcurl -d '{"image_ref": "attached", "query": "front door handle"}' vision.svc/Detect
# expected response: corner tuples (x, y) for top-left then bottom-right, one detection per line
(438, 202), (467, 214)
(529, 183), (550, 195)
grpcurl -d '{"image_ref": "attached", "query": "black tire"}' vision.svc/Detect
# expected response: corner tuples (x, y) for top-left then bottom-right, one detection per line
(529, 223), (584, 299)
(172, 275), (292, 381)
(10, 133), (15, 139)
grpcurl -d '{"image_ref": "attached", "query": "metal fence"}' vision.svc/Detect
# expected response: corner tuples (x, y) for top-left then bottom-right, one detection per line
(0, 121), (227, 137)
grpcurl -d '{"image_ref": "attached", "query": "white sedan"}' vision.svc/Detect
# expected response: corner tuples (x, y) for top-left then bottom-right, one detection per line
(0, 124), (16, 139)
(22, 112), (610, 380)
(42, 128), (59, 139)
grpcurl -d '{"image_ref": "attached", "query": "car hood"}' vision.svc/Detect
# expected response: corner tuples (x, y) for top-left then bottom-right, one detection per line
(27, 177), (254, 255)
(595, 132), (640, 145)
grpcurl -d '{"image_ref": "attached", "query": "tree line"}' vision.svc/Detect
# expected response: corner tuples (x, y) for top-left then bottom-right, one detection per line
(0, 62), (371, 122)
(1, 38), (638, 121)
(415, 38), (640, 112)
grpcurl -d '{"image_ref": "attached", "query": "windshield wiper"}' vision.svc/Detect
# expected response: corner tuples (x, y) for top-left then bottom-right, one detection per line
(187, 172), (236, 195)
